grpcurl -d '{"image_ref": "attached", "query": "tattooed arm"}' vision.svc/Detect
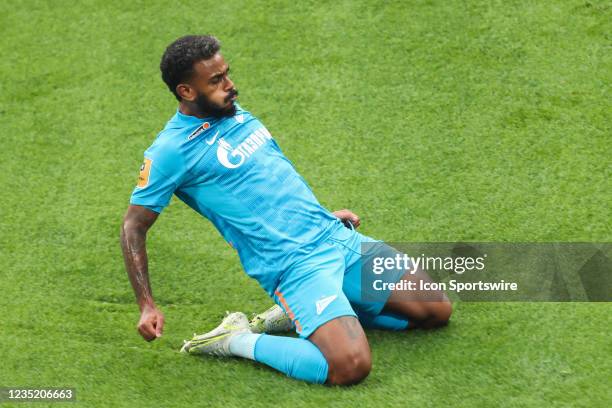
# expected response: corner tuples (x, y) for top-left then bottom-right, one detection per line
(120, 205), (164, 341)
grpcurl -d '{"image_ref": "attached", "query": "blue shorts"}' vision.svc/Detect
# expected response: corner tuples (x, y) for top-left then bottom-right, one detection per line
(273, 220), (405, 338)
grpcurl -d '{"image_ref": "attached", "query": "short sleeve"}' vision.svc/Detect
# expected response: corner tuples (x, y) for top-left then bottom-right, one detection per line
(130, 146), (185, 213)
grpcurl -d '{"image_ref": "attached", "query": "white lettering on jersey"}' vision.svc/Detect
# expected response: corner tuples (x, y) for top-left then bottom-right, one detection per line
(216, 128), (273, 169)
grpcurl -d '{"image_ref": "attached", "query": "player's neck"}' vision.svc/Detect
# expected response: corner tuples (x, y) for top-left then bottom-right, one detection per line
(179, 102), (210, 119)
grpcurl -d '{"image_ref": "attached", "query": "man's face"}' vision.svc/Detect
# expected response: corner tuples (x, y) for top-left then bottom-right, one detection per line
(180, 53), (238, 117)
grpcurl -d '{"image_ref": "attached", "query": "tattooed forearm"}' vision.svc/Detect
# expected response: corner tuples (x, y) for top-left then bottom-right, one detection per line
(121, 226), (152, 307)
(120, 206), (159, 310)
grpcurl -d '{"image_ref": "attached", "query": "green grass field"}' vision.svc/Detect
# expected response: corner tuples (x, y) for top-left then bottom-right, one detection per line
(1, 0), (610, 406)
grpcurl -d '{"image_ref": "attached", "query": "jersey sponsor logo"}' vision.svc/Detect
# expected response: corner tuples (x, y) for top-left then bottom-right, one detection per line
(235, 114), (244, 124)
(205, 130), (220, 145)
(216, 127), (273, 169)
(187, 121), (211, 141)
(137, 158), (152, 188)
(316, 295), (337, 315)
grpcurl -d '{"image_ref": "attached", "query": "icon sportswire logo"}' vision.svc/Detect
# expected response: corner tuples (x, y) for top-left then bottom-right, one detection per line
(216, 127), (273, 169)
(316, 295), (337, 315)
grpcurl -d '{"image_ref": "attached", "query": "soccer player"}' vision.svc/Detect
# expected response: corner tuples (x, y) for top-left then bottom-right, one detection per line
(120, 35), (451, 386)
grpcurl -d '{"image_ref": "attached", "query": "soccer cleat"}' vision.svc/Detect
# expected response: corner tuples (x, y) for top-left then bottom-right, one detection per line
(249, 304), (294, 334)
(180, 311), (251, 356)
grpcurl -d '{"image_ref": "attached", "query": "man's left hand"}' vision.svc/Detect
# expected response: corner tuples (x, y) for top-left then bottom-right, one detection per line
(332, 209), (360, 229)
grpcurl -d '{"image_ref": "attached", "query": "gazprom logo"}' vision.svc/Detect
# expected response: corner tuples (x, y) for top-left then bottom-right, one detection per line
(216, 127), (273, 169)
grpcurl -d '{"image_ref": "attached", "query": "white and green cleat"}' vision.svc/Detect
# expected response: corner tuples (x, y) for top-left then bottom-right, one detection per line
(181, 312), (251, 356)
(249, 304), (294, 334)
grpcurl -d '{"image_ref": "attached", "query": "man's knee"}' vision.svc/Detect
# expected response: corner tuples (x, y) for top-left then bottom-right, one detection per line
(309, 316), (372, 385)
(421, 300), (452, 329)
(326, 349), (372, 386)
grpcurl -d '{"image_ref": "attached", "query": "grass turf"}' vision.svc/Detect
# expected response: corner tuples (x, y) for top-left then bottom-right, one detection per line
(0, 0), (610, 406)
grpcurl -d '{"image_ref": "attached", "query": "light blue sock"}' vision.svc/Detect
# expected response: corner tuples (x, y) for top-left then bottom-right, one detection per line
(243, 334), (328, 384)
(358, 311), (410, 331)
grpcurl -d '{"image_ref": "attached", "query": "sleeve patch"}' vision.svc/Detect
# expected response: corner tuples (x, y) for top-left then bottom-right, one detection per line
(137, 158), (152, 188)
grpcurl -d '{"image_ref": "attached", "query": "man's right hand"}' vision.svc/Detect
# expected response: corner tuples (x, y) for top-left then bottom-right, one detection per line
(137, 304), (165, 341)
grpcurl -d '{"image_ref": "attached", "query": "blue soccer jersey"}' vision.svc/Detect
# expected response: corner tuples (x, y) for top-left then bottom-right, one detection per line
(130, 105), (338, 294)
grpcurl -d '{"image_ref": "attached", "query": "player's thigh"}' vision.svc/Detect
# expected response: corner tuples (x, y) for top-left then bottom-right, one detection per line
(273, 242), (357, 338)
(334, 230), (451, 326)
(337, 235), (406, 317)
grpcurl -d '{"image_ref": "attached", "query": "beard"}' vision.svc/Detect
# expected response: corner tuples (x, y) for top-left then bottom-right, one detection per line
(194, 89), (239, 118)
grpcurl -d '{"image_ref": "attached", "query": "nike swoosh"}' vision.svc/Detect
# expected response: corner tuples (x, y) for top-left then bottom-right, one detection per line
(206, 130), (220, 145)
(316, 295), (337, 315)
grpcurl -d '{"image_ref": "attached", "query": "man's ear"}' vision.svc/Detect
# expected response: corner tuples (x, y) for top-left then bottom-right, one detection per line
(176, 84), (196, 102)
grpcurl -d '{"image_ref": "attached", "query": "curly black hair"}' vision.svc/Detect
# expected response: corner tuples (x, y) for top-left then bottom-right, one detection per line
(160, 35), (221, 101)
